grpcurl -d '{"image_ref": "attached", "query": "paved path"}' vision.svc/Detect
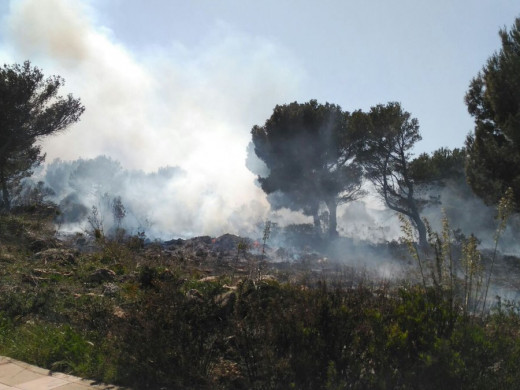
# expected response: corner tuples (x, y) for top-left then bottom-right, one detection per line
(0, 356), (124, 390)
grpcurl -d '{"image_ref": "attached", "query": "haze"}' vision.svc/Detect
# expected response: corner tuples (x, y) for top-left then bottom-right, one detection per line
(0, 0), (517, 238)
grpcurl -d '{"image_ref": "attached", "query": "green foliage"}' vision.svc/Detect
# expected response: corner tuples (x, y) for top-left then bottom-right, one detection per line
(0, 61), (84, 210)
(5, 324), (94, 373)
(410, 147), (466, 186)
(2, 210), (520, 389)
(399, 187), (515, 321)
(355, 102), (427, 247)
(481, 187), (515, 313)
(113, 276), (230, 388)
(465, 17), (520, 208)
(250, 100), (365, 237)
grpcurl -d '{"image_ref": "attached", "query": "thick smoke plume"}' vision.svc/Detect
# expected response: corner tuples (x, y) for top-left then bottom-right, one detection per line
(3, 0), (520, 262)
(27, 156), (270, 238)
(0, 0), (306, 238)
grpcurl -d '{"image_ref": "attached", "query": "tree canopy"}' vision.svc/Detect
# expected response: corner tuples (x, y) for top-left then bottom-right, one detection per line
(250, 100), (364, 237)
(355, 102), (427, 247)
(465, 17), (520, 208)
(409, 147), (466, 187)
(0, 61), (84, 209)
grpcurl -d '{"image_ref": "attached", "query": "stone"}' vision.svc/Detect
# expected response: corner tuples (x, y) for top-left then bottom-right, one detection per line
(87, 268), (116, 284)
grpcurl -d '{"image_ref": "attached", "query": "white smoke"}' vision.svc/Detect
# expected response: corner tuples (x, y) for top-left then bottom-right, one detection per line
(338, 200), (402, 243)
(36, 156), (263, 238)
(4, 0), (519, 252)
(1, 0), (307, 237)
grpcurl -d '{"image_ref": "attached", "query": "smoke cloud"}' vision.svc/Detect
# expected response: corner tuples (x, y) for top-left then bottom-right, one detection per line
(27, 156), (268, 238)
(0, 0), (308, 237)
(2, 0), (519, 257)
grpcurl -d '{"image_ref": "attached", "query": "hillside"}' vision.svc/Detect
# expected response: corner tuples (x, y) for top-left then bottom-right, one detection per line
(2, 207), (520, 389)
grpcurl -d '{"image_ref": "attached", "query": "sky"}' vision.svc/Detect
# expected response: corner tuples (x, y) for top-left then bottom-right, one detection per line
(0, 0), (518, 237)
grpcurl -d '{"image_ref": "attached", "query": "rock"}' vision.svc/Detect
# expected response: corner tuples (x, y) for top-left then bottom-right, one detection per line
(113, 306), (126, 319)
(199, 276), (218, 283)
(76, 236), (87, 246)
(258, 274), (276, 281)
(30, 238), (57, 253)
(21, 273), (48, 286)
(88, 268), (116, 284)
(102, 282), (120, 296)
(222, 284), (237, 291)
(213, 234), (248, 252)
(215, 290), (236, 309)
(158, 268), (175, 282)
(163, 238), (185, 247)
(34, 248), (76, 265)
(138, 266), (158, 288)
(189, 236), (213, 246)
(186, 288), (203, 302)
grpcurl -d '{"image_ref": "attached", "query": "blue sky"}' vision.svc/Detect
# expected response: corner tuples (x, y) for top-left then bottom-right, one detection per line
(1, 0), (518, 163)
(91, 0), (518, 154)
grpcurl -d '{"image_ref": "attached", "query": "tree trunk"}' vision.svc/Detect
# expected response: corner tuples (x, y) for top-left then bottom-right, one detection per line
(0, 169), (9, 211)
(313, 212), (321, 235)
(410, 210), (427, 248)
(326, 199), (338, 238)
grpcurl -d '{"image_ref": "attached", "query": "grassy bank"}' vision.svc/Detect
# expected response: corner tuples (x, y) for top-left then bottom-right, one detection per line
(1, 208), (520, 389)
